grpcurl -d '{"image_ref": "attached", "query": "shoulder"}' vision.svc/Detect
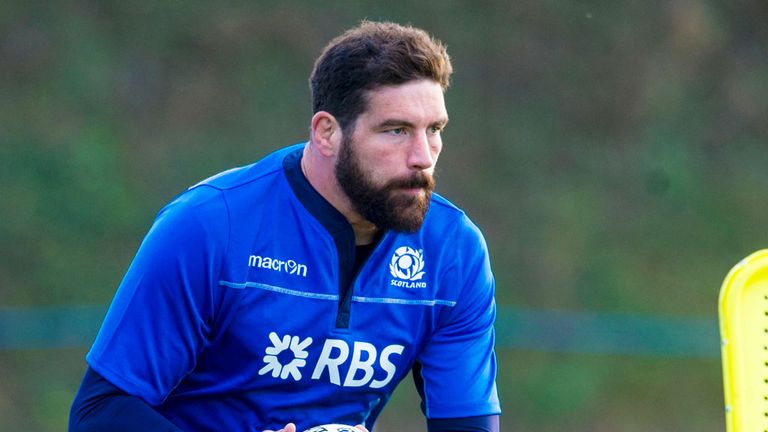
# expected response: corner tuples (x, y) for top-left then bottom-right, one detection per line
(189, 143), (303, 192)
(425, 193), (487, 247)
(151, 144), (302, 239)
(162, 143), (304, 218)
(420, 194), (492, 291)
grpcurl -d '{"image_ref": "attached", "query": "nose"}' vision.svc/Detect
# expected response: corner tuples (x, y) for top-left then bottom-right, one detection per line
(408, 130), (437, 171)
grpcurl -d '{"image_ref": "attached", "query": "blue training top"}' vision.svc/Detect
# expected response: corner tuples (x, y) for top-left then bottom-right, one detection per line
(86, 144), (500, 431)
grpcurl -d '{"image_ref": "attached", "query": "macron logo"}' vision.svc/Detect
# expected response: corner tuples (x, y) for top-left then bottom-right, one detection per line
(248, 255), (308, 277)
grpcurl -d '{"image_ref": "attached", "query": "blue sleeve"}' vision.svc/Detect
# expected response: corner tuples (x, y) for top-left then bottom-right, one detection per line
(85, 186), (229, 405)
(427, 415), (500, 432)
(69, 367), (182, 431)
(416, 217), (501, 418)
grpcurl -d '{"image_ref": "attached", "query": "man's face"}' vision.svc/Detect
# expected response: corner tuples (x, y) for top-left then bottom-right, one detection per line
(335, 79), (448, 232)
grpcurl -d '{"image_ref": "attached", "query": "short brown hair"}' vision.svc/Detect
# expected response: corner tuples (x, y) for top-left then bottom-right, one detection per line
(310, 21), (452, 133)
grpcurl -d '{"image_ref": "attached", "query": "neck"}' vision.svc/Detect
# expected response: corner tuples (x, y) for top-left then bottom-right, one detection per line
(301, 145), (380, 245)
(351, 221), (379, 245)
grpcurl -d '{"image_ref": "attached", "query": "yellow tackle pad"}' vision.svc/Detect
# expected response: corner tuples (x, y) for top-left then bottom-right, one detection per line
(719, 249), (768, 432)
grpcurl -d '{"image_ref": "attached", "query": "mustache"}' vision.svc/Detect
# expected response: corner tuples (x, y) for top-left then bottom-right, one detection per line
(385, 172), (435, 191)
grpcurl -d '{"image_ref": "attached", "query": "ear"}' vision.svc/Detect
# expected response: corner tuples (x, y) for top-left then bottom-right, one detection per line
(310, 111), (341, 157)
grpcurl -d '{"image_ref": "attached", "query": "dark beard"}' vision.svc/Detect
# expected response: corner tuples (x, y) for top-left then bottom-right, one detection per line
(335, 134), (435, 232)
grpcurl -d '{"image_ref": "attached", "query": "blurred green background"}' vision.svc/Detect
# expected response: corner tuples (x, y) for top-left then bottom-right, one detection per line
(1, 1), (767, 431)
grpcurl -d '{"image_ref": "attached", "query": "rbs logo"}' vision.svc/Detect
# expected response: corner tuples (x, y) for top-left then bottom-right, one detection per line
(258, 332), (404, 389)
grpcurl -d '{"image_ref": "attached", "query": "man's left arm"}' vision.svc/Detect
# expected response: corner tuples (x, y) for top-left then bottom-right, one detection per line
(413, 362), (500, 432)
(415, 217), (501, 431)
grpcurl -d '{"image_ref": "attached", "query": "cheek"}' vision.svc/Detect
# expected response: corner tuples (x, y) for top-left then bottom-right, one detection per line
(360, 151), (397, 182)
(431, 140), (443, 163)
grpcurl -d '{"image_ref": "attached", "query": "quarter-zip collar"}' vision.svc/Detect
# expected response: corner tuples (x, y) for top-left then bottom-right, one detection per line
(282, 145), (357, 328)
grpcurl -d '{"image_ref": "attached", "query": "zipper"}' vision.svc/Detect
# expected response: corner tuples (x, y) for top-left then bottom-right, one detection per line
(334, 230), (356, 329)
(335, 233), (383, 328)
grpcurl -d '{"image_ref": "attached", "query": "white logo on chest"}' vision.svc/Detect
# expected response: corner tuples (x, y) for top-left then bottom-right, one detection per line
(389, 246), (427, 288)
(258, 332), (404, 388)
(248, 255), (308, 277)
(258, 332), (313, 380)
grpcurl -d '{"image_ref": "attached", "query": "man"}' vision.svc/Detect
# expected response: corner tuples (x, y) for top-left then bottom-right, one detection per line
(70, 21), (500, 432)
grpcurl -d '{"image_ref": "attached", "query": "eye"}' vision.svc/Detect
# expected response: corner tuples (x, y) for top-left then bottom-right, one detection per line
(429, 126), (443, 135)
(387, 128), (407, 136)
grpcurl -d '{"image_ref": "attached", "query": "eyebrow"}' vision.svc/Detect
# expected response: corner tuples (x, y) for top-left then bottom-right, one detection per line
(375, 117), (450, 130)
